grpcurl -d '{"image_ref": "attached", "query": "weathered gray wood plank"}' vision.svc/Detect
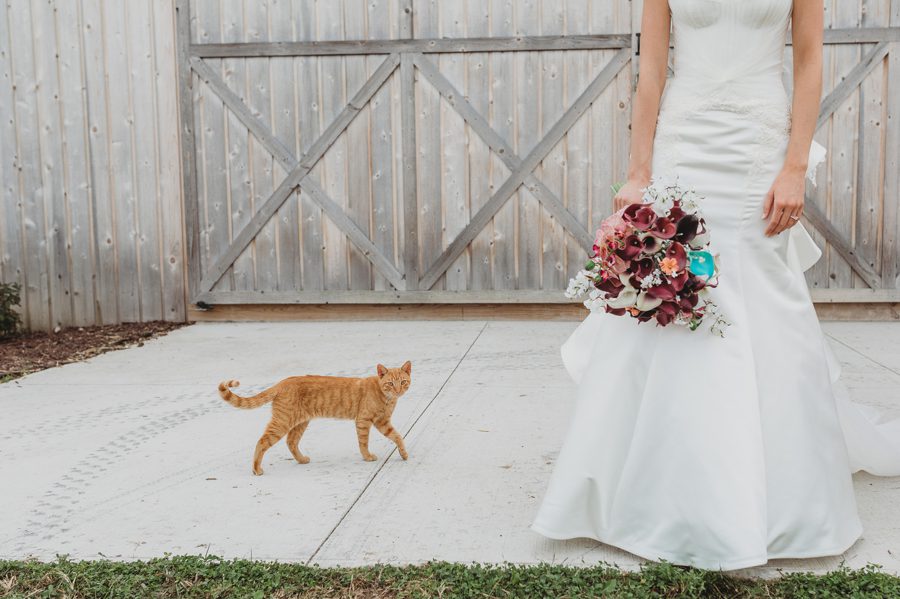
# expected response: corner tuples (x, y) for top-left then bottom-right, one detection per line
(269, 0), (300, 292)
(54, 0), (95, 325)
(465, 0), (494, 291)
(246, 3), (278, 292)
(191, 34), (633, 58)
(520, 0), (545, 291)
(489, 0), (516, 291)
(81, 0), (119, 323)
(221, 0), (253, 292)
(128, 1), (164, 320)
(439, 0), (470, 291)
(826, 1), (863, 289)
(345, 0), (374, 290)
(399, 53), (419, 291)
(541, 0), (573, 291)
(884, 0), (900, 288)
(104, 0), (143, 320)
(295, 0), (324, 292)
(318, 0), (350, 292)
(32, 0), (72, 328)
(368, 0), (399, 291)
(155, 0), (187, 321)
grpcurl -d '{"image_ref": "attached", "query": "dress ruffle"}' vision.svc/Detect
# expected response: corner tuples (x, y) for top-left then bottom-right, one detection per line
(787, 139), (828, 273)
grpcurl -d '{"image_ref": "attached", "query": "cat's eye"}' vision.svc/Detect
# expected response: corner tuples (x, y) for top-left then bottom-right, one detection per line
(401, 381), (409, 387)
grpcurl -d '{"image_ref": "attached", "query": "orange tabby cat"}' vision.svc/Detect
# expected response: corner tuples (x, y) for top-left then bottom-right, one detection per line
(218, 361), (412, 475)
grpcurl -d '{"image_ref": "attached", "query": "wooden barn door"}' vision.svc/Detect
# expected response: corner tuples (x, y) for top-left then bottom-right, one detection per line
(176, 0), (899, 307)
(176, 0), (635, 305)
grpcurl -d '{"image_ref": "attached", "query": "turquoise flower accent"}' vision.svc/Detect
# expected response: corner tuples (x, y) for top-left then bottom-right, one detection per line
(688, 250), (716, 279)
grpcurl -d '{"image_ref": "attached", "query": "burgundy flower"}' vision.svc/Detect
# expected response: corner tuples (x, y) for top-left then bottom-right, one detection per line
(655, 302), (677, 326)
(615, 234), (644, 261)
(642, 235), (659, 253)
(606, 253), (630, 275)
(668, 203), (686, 222)
(674, 215), (700, 244)
(665, 242), (688, 271)
(596, 276), (623, 296)
(605, 306), (627, 316)
(678, 294), (699, 311)
(623, 204), (656, 231)
(650, 217), (677, 239)
(633, 257), (655, 279)
(646, 283), (676, 301)
(668, 270), (689, 292)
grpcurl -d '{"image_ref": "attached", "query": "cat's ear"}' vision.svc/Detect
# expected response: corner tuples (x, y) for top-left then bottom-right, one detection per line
(401, 360), (412, 375)
(377, 363), (388, 377)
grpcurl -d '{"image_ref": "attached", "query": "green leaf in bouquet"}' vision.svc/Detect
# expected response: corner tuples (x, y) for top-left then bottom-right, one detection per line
(610, 181), (626, 195)
(585, 259), (596, 270)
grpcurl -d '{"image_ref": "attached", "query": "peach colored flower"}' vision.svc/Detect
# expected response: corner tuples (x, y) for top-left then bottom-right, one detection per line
(659, 256), (680, 276)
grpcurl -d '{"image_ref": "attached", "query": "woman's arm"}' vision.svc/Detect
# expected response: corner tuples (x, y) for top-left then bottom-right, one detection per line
(614, 0), (671, 211)
(763, 0), (824, 236)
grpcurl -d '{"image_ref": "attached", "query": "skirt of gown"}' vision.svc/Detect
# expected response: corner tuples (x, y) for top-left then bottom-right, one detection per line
(529, 106), (900, 571)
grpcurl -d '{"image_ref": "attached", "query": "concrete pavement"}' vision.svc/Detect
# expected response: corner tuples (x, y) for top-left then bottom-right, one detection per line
(1, 320), (898, 577)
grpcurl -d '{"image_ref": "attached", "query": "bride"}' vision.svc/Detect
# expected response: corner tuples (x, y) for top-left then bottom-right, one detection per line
(530, 0), (900, 570)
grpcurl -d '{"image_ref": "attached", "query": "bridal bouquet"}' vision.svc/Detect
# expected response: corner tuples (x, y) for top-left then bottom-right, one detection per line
(566, 181), (730, 336)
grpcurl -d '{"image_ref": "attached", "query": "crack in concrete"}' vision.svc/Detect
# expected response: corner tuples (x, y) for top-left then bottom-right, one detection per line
(304, 321), (490, 565)
(826, 332), (900, 380)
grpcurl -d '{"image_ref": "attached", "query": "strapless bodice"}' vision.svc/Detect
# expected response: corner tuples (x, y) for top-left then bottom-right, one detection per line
(657, 0), (797, 173)
(668, 0), (792, 95)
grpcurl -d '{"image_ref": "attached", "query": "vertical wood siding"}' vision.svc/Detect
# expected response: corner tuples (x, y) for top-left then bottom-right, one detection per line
(1, 0), (899, 329)
(0, 0), (186, 330)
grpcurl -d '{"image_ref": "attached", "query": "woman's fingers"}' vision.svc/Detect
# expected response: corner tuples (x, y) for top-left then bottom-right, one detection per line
(761, 187), (775, 220)
(765, 203), (802, 236)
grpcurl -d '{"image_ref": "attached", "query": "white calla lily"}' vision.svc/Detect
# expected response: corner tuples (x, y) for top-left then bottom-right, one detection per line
(605, 288), (638, 309)
(636, 292), (663, 311)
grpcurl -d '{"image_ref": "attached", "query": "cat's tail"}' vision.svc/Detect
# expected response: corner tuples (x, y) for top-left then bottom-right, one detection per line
(217, 380), (275, 409)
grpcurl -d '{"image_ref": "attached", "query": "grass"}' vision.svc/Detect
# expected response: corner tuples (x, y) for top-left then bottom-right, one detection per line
(1, 556), (898, 598)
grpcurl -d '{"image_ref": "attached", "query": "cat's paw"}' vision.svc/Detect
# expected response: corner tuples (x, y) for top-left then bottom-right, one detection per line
(363, 454), (378, 462)
(253, 466), (264, 476)
(399, 450), (409, 460)
(296, 455), (310, 464)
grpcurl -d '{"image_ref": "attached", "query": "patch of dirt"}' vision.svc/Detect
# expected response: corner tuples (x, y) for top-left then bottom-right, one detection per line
(0, 321), (190, 382)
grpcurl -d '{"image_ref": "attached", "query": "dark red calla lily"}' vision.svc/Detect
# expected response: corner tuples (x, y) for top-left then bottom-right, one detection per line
(616, 234), (644, 260)
(646, 283), (676, 301)
(669, 270), (689, 291)
(650, 217), (677, 239)
(634, 257), (655, 279)
(674, 215), (700, 244)
(665, 242), (688, 271)
(623, 204), (656, 231)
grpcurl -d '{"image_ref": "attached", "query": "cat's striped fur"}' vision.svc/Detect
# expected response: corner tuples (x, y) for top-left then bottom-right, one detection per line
(219, 361), (412, 475)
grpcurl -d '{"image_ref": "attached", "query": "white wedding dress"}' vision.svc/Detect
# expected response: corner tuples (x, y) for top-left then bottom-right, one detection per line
(530, 0), (900, 570)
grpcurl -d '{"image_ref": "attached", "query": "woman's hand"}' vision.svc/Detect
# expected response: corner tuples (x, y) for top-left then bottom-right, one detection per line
(613, 179), (650, 212)
(762, 167), (806, 236)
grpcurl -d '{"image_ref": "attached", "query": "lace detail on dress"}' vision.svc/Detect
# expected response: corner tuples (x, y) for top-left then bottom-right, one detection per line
(655, 84), (791, 182)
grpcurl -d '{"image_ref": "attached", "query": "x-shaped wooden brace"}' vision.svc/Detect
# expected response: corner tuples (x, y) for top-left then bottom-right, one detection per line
(191, 53), (404, 293)
(413, 48), (632, 290)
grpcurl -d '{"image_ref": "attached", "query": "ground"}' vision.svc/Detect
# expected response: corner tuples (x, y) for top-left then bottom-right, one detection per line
(0, 321), (186, 382)
(1, 320), (898, 579)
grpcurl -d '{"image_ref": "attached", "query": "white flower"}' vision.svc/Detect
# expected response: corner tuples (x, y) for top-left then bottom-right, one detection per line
(565, 270), (593, 298)
(605, 288), (638, 309)
(636, 292), (663, 311)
